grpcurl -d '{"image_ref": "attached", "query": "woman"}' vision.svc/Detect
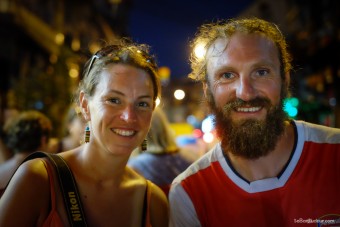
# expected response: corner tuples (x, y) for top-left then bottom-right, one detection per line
(0, 40), (169, 226)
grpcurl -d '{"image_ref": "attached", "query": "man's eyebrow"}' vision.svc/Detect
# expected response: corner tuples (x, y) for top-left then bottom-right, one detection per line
(251, 60), (278, 69)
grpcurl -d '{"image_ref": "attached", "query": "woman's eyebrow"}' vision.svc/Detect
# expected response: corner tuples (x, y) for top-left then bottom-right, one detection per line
(107, 89), (152, 99)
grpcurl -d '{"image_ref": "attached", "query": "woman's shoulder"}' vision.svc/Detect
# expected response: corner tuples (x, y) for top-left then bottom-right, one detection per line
(125, 166), (150, 187)
(4, 158), (50, 196)
(1, 156), (53, 200)
(125, 168), (168, 208)
(147, 180), (169, 227)
(0, 158), (52, 226)
(126, 167), (166, 196)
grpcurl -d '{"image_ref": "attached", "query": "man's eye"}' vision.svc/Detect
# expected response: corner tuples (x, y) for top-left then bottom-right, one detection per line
(257, 69), (269, 76)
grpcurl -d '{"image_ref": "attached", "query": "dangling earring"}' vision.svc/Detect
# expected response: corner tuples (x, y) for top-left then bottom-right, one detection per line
(141, 139), (147, 151)
(84, 125), (90, 143)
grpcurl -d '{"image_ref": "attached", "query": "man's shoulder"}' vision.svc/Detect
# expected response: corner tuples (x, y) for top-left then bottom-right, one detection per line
(172, 144), (222, 184)
(295, 120), (340, 144)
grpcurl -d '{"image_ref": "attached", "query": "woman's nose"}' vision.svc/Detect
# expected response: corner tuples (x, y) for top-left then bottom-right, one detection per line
(120, 105), (137, 122)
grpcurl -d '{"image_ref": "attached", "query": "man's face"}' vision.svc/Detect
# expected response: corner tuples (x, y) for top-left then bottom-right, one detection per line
(204, 33), (289, 159)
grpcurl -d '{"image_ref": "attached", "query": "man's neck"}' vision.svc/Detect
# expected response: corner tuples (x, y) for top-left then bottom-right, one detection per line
(225, 122), (295, 182)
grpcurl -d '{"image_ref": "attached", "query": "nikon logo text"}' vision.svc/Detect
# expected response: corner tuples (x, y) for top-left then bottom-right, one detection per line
(68, 191), (82, 221)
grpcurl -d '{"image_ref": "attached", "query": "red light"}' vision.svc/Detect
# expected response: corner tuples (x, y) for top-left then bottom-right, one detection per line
(193, 129), (203, 138)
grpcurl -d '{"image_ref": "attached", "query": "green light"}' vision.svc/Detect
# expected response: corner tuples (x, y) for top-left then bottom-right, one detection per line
(290, 97), (299, 107)
(284, 97), (299, 118)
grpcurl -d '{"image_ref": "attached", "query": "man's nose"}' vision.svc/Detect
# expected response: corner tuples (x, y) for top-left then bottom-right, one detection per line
(236, 76), (257, 101)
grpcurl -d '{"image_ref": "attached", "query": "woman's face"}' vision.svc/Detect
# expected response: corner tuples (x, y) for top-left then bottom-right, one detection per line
(81, 63), (155, 155)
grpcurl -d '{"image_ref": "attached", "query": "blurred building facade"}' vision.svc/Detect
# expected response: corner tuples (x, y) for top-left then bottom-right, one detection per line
(0, 0), (132, 136)
(0, 0), (339, 138)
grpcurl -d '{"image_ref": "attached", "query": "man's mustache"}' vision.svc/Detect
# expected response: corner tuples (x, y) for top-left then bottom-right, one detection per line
(223, 97), (271, 113)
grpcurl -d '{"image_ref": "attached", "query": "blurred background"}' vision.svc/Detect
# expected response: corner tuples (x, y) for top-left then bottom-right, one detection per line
(0, 0), (339, 146)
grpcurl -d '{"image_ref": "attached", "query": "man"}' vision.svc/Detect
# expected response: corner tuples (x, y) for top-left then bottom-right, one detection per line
(169, 18), (340, 226)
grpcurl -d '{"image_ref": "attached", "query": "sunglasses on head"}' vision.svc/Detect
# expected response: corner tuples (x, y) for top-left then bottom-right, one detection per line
(84, 44), (156, 78)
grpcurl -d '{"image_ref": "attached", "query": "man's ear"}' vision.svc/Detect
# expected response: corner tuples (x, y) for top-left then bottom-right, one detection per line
(79, 91), (90, 121)
(285, 72), (290, 88)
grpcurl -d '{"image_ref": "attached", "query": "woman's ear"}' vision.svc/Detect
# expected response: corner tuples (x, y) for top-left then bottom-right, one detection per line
(79, 91), (90, 121)
(203, 82), (208, 98)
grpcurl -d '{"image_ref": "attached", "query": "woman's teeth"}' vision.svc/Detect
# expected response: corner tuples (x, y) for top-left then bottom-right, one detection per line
(112, 129), (135, 136)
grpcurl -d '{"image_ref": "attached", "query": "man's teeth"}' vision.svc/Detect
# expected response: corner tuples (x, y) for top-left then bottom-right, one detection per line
(113, 129), (135, 136)
(236, 107), (261, 112)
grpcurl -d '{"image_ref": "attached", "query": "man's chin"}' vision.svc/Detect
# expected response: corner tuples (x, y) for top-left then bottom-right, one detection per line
(231, 116), (265, 126)
(216, 110), (286, 160)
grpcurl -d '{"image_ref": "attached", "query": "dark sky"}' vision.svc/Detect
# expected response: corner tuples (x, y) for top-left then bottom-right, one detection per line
(128, 0), (254, 79)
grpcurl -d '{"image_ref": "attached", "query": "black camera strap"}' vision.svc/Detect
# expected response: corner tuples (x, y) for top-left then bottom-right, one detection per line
(24, 152), (88, 227)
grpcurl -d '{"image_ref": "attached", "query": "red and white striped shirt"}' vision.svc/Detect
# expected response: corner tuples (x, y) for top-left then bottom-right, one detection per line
(169, 121), (340, 227)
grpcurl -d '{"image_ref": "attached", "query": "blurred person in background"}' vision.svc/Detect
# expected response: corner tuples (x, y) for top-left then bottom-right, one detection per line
(175, 135), (203, 162)
(0, 110), (52, 196)
(0, 129), (8, 164)
(169, 18), (340, 226)
(176, 134), (216, 160)
(48, 105), (86, 153)
(0, 108), (20, 163)
(0, 39), (168, 226)
(128, 107), (192, 195)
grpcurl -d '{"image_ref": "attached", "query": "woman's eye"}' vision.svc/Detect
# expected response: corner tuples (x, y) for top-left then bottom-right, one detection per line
(138, 102), (150, 108)
(108, 98), (120, 104)
(139, 102), (149, 107)
(221, 72), (234, 79)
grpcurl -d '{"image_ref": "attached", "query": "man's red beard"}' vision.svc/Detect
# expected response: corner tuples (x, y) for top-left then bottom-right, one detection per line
(206, 92), (288, 160)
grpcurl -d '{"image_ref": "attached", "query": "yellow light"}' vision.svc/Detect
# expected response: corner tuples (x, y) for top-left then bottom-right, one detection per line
(69, 68), (79, 78)
(158, 66), (171, 80)
(194, 43), (206, 59)
(174, 89), (185, 100)
(155, 97), (161, 107)
(89, 42), (101, 54)
(55, 33), (65, 45)
(71, 38), (81, 51)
